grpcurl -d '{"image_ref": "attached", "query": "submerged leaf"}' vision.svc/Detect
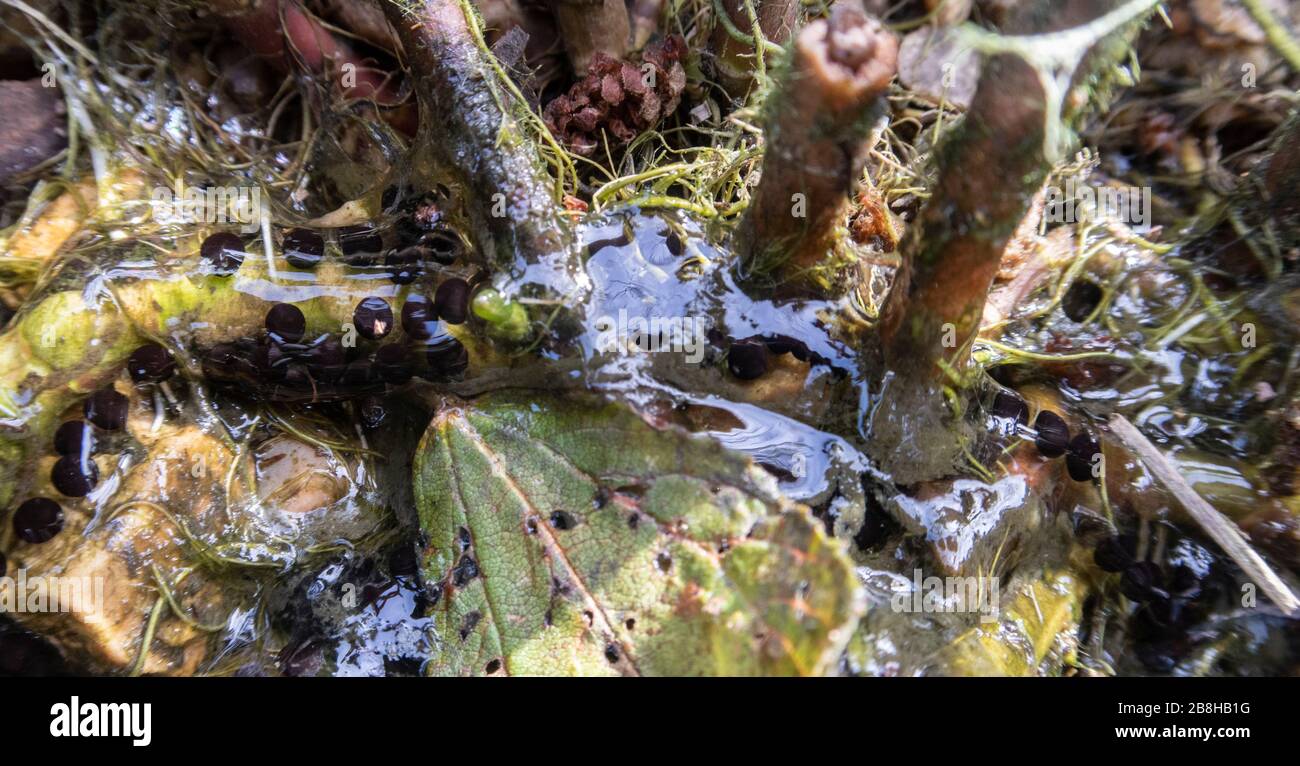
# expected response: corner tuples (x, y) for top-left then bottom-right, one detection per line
(412, 391), (862, 676)
(931, 567), (1088, 677)
(842, 563), (1089, 677)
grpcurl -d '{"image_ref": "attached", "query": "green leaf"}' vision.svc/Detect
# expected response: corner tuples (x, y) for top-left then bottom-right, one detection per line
(412, 391), (863, 676)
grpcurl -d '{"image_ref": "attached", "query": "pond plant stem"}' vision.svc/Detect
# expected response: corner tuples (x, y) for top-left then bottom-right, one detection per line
(709, 0), (797, 98)
(545, 0), (632, 76)
(384, 0), (583, 290)
(863, 0), (1159, 484)
(736, 1), (898, 293)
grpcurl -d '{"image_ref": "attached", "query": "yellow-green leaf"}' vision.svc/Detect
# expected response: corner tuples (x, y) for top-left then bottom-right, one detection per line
(412, 391), (863, 676)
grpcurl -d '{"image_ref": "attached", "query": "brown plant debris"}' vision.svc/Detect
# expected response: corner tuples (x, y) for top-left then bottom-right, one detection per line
(0, 78), (67, 183)
(543, 35), (687, 157)
(848, 186), (899, 253)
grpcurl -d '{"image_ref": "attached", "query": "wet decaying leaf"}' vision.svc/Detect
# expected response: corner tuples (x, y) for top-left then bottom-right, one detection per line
(412, 391), (862, 676)
(932, 568), (1088, 677)
(842, 557), (1091, 678)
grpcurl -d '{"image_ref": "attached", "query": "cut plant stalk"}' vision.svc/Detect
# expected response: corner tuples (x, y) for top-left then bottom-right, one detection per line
(875, 52), (1049, 381)
(736, 2), (898, 292)
(544, 0), (631, 76)
(879, 0), (1159, 378)
(864, 0), (1160, 483)
(709, 0), (797, 97)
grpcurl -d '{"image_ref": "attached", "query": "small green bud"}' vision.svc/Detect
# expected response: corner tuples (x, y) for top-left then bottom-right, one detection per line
(472, 288), (530, 341)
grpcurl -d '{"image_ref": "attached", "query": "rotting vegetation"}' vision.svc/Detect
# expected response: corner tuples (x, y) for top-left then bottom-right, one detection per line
(0, 0), (1297, 676)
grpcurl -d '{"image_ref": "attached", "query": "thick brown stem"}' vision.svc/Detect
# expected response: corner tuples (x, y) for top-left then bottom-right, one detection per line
(709, 0), (798, 97)
(865, 0), (1156, 485)
(879, 0), (1153, 380)
(1252, 112), (1300, 247)
(631, 0), (665, 49)
(864, 52), (1048, 486)
(737, 3), (897, 290)
(545, 0), (630, 75)
(383, 0), (580, 293)
(876, 54), (1047, 378)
